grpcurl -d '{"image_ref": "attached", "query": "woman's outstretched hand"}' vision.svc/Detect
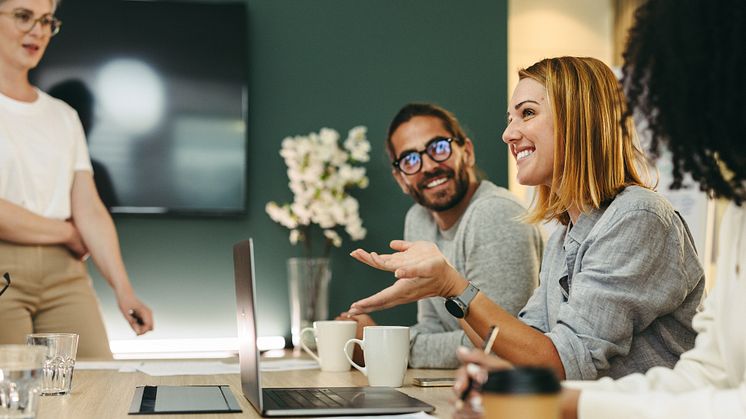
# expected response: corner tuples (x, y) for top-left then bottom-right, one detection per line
(347, 240), (467, 315)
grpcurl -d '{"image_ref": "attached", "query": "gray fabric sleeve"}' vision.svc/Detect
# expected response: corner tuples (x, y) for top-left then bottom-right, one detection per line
(408, 197), (541, 369)
(462, 199), (541, 315)
(409, 299), (474, 369)
(547, 209), (701, 380)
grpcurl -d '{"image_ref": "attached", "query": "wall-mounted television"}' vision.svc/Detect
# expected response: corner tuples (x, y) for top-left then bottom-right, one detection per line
(31, 0), (248, 216)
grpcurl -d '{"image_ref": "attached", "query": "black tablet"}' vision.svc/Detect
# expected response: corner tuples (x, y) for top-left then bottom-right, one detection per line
(128, 385), (242, 415)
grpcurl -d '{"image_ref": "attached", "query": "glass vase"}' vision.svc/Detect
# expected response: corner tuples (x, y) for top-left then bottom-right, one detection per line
(287, 257), (331, 348)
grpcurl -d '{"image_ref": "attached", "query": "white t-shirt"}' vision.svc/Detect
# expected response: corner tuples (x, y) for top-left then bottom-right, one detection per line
(0, 88), (92, 220)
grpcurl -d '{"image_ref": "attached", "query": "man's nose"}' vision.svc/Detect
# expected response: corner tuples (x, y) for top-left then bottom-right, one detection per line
(420, 152), (441, 173)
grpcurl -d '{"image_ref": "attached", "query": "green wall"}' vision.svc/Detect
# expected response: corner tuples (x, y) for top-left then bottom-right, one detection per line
(93, 0), (509, 343)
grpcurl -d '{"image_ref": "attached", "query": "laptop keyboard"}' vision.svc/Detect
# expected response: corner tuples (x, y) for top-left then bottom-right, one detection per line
(265, 388), (346, 409)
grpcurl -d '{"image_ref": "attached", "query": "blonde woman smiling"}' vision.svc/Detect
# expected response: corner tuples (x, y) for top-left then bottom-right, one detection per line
(346, 57), (704, 381)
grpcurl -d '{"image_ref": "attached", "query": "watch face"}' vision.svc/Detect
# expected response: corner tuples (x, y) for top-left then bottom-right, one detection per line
(445, 298), (465, 318)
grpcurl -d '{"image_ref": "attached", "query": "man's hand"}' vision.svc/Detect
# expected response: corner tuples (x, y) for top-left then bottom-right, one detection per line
(336, 312), (377, 365)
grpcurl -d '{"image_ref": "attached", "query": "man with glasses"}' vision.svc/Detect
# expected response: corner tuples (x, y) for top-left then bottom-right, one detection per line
(340, 103), (542, 368)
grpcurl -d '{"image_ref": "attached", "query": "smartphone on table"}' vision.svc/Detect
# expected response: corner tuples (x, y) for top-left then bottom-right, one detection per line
(412, 377), (456, 387)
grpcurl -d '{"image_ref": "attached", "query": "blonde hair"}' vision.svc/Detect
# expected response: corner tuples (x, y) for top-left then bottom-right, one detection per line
(519, 56), (650, 225)
(0, 0), (59, 9)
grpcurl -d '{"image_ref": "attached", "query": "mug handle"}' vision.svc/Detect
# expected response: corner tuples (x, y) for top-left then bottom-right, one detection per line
(299, 327), (321, 364)
(344, 338), (366, 376)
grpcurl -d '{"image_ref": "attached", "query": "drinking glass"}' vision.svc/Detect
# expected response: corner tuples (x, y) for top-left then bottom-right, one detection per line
(0, 345), (46, 418)
(25, 334), (79, 396)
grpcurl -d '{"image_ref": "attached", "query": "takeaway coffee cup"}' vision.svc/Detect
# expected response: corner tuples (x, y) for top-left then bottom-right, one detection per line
(300, 320), (357, 372)
(481, 367), (561, 419)
(344, 326), (409, 387)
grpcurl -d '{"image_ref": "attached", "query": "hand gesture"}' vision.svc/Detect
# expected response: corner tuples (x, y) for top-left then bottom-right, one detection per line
(347, 240), (464, 314)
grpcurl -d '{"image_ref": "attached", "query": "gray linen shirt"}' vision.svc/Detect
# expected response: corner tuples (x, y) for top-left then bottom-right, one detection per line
(519, 186), (705, 380)
(406, 180), (543, 368)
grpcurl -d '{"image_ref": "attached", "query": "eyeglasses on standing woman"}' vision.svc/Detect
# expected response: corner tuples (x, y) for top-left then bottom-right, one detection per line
(0, 9), (62, 36)
(0, 273), (10, 298)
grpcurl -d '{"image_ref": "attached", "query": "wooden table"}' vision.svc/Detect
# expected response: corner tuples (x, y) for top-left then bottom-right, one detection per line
(36, 361), (456, 419)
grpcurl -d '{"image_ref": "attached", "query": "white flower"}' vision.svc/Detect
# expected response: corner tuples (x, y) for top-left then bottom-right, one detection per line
(344, 126), (371, 162)
(346, 221), (367, 241)
(323, 229), (342, 247)
(266, 126), (370, 250)
(266, 202), (298, 229)
(289, 229), (301, 245)
(319, 128), (340, 146)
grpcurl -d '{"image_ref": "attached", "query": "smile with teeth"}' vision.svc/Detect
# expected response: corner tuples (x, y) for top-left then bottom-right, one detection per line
(425, 177), (449, 188)
(516, 148), (535, 161)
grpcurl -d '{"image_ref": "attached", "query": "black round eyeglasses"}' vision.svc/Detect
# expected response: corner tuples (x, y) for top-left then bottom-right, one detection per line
(392, 137), (455, 175)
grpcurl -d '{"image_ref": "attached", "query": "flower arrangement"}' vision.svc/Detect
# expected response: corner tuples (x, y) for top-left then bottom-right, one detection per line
(266, 126), (370, 257)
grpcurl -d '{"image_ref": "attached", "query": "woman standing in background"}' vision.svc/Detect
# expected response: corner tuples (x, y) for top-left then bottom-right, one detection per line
(0, 0), (153, 358)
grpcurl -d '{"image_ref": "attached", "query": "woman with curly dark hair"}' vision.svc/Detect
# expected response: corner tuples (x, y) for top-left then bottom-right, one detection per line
(622, 0), (746, 204)
(453, 0), (746, 418)
(560, 0), (746, 416)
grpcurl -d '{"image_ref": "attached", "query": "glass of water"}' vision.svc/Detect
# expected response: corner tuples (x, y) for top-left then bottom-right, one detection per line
(25, 334), (78, 396)
(0, 345), (46, 419)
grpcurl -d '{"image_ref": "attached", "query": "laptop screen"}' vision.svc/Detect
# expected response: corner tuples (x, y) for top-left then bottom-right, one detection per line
(233, 239), (263, 412)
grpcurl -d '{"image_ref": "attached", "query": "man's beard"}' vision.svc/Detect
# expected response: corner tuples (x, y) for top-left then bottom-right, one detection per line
(407, 163), (471, 212)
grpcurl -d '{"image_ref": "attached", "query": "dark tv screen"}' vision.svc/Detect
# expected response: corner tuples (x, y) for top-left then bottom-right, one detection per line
(31, 0), (248, 216)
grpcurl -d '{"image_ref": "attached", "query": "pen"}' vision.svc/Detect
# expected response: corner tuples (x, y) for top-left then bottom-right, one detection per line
(128, 309), (145, 326)
(460, 325), (500, 401)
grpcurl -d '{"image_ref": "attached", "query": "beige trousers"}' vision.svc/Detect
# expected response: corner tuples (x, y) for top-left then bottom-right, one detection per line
(0, 240), (112, 359)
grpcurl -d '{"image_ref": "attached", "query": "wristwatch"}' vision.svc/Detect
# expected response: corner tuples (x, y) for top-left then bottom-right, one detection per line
(444, 282), (479, 319)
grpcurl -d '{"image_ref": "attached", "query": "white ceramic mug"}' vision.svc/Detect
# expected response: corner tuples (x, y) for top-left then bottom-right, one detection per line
(300, 320), (357, 372)
(344, 326), (409, 387)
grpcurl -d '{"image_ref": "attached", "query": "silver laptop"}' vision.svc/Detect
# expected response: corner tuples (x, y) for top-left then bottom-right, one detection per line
(233, 239), (436, 417)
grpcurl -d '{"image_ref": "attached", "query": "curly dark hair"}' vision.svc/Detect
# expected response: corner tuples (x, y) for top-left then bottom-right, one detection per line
(622, 0), (746, 204)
